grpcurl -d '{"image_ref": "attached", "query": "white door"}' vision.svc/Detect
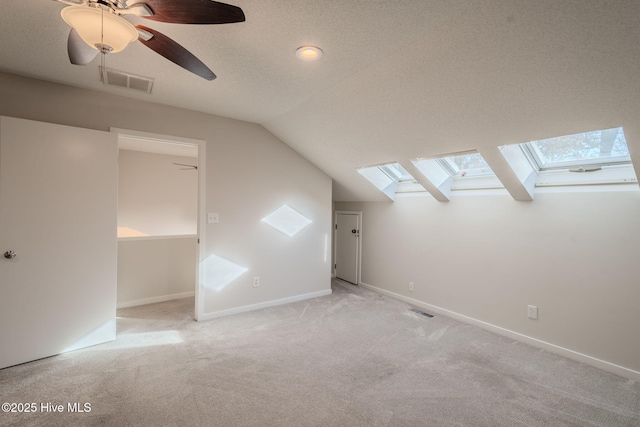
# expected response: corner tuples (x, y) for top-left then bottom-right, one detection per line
(0, 116), (118, 369)
(335, 212), (360, 284)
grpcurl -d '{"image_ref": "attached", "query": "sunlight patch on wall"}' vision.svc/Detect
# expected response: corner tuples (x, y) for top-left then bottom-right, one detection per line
(324, 233), (329, 263)
(261, 205), (312, 237)
(203, 254), (249, 292)
(117, 226), (149, 238)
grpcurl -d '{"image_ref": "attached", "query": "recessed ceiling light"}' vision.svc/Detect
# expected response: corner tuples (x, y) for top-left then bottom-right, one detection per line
(296, 46), (323, 61)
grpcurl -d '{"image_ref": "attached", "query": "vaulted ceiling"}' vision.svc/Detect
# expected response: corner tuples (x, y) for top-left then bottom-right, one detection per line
(1, 0), (639, 201)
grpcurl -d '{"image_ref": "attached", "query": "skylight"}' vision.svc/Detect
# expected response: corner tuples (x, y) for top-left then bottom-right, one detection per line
(503, 127), (638, 188)
(379, 163), (413, 181)
(434, 153), (495, 178)
(413, 151), (501, 191)
(523, 127), (631, 170)
(355, 128), (637, 203)
(358, 162), (424, 200)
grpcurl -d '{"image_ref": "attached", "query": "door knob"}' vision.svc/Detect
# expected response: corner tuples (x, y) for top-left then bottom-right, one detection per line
(4, 250), (16, 259)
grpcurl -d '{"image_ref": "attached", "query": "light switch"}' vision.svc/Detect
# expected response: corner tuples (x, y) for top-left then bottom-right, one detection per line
(208, 213), (219, 224)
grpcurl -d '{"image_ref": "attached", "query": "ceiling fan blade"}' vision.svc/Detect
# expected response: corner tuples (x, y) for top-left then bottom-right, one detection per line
(133, 0), (245, 24)
(136, 25), (216, 80)
(67, 28), (99, 65)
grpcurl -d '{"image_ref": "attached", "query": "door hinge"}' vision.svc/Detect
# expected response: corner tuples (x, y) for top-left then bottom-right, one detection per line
(197, 238), (200, 244)
(334, 264), (337, 269)
(335, 224), (337, 229)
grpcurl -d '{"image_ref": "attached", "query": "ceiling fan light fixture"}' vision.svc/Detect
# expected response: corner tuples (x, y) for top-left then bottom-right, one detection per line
(296, 46), (323, 61)
(61, 6), (138, 53)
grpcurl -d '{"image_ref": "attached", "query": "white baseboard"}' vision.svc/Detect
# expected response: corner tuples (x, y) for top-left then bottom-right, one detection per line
(117, 291), (195, 309)
(199, 289), (333, 321)
(359, 281), (640, 382)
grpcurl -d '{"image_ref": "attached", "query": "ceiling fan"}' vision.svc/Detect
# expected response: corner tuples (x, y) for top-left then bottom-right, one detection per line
(52, 0), (245, 80)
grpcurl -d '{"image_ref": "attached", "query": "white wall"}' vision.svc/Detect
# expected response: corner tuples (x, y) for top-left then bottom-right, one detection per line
(117, 236), (196, 307)
(118, 150), (197, 237)
(336, 189), (640, 377)
(0, 72), (332, 319)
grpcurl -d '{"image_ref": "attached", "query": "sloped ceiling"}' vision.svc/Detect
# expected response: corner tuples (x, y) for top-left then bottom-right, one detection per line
(1, 0), (639, 201)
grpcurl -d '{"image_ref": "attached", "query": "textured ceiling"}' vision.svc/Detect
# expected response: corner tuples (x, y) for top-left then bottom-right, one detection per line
(1, 0), (639, 201)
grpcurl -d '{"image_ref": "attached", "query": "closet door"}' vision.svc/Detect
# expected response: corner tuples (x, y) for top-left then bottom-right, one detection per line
(335, 212), (359, 284)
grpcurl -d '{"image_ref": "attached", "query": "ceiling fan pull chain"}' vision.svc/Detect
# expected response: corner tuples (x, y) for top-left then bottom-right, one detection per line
(100, 8), (105, 70)
(101, 7), (104, 46)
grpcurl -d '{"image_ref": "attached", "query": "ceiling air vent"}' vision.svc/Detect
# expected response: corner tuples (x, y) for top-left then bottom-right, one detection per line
(100, 67), (154, 94)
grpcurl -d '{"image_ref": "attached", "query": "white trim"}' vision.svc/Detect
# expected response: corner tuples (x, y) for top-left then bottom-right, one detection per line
(334, 210), (362, 284)
(199, 289), (332, 321)
(117, 234), (197, 242)
(394, 183), (640, 198)
(534, 181), (639, 192)
(196, 140), (206, 321)
(359, 281), (640, 382)
(110, 128), (206, 322)
(110, 128), (204, 147)
(117, 291), (195, 309)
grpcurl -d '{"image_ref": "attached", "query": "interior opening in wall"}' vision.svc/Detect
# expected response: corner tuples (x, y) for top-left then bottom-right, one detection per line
(115, 131), (201, 319)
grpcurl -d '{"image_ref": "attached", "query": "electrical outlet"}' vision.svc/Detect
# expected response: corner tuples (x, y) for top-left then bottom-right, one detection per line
(409, 281), (414, 291)
(207, 213), (219, 224)
(527, 305), (538, 320)
(253, 276), (260, 287)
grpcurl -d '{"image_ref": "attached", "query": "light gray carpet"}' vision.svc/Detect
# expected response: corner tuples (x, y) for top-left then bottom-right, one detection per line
(1, 280), (639, 426)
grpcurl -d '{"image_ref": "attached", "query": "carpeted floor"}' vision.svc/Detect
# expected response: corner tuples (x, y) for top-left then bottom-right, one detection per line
(1, 280), (639, 426)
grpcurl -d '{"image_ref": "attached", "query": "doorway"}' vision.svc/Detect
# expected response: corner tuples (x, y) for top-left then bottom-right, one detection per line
(334, 211), (362, 285)
(112, 128), (205, 320)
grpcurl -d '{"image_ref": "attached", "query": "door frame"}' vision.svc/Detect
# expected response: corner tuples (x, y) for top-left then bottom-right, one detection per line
(111, 128), (206, 321)
(333, 210), (362, 285)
